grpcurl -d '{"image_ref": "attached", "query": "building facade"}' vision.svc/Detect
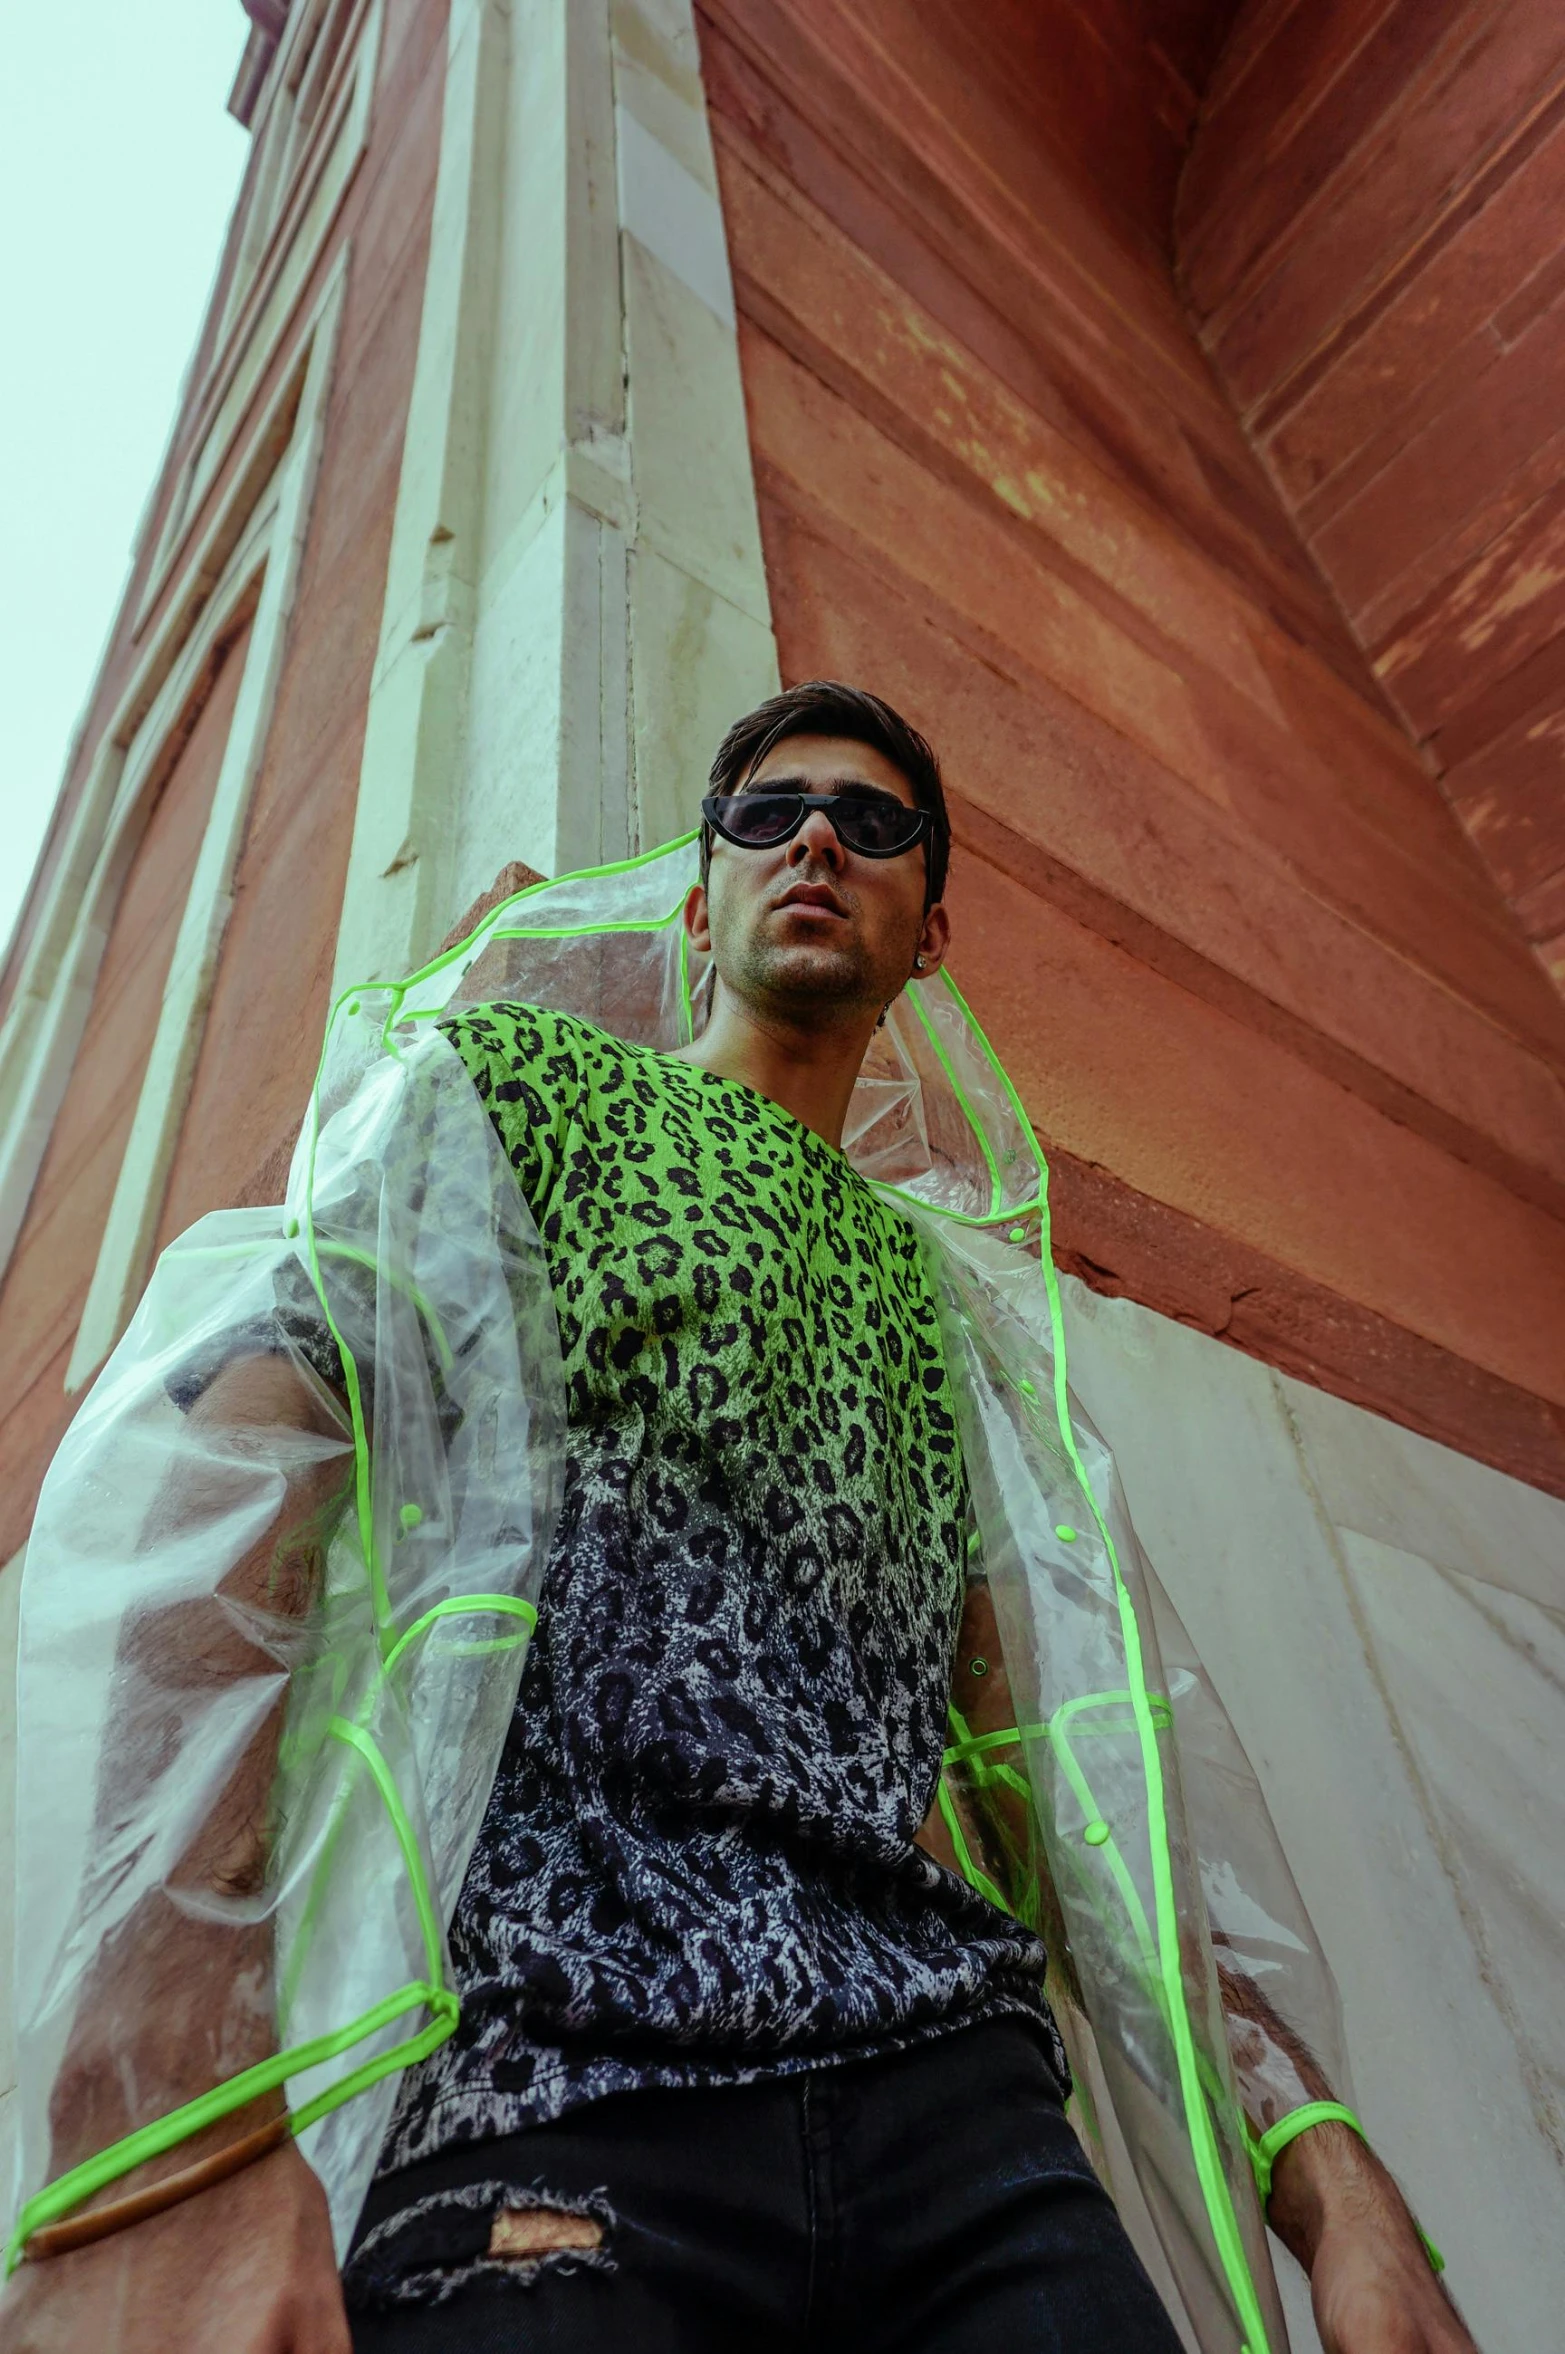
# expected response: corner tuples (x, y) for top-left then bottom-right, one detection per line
(3, 2), (1564, 2342)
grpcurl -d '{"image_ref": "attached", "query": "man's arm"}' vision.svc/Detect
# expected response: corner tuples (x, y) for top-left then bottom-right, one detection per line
(1212, 1964), (1478, 2351)
(1269, 2125), (1477, 2354)
(1, 1353), (355, 2354)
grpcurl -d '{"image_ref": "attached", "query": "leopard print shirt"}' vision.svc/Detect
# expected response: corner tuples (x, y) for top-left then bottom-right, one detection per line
(378, 1004), (1056, 2170)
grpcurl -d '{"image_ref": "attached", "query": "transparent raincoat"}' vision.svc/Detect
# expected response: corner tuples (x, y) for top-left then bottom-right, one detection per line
(8, 833), (1374, 2351)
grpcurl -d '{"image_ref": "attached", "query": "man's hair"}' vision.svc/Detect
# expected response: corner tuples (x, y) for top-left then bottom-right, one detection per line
(701, 680), (951, 907)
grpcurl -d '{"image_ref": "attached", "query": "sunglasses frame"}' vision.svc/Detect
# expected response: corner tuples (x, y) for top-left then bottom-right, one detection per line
(700, 791), (930, 860)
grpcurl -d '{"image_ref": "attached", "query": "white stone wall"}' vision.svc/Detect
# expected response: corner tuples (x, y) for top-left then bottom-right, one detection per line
(1061, 1278), (1565, 2352)
(331, 0), (779, 998)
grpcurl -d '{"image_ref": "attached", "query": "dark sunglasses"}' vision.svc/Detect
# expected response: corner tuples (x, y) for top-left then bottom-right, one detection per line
(701, 792), (929, 859)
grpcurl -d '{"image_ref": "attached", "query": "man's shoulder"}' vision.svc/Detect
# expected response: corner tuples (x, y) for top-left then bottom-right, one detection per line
(438, 1001), (651, 1122)
(442, 999), (609, 1067)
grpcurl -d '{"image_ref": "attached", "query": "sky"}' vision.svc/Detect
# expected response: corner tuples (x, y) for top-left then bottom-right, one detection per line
(0, 5), (250, 964)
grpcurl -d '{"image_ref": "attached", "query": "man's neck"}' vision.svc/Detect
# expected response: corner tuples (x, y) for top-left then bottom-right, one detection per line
(669, 993), (877, 1151)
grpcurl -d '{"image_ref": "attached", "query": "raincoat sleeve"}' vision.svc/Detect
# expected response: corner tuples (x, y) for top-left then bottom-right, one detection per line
(1138, 1566), (1360, 2183)
(6, 1026), (565, 2271)
(941, 1551), (1355, 2164)
(923, 1211), (1351, 2354)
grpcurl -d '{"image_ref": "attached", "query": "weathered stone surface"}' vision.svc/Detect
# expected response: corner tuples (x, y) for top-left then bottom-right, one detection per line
(708, 0), (1565, 1493)
(1183, 0), (1565, 975)
(1061, 1279), (1565, 2351)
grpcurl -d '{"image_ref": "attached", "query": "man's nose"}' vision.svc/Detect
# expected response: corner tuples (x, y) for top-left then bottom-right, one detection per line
(788, 807), (845, 869)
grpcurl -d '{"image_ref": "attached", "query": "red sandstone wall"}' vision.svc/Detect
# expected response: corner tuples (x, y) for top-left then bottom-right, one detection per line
(699, 0), (1565, 1490)
(157, 0), (451, 1250)
(8, 0), (1565, 1543)
(0, 624), (252, 1555)
(1180, 0), (1565, 989)
(0, 0), (447, 1558)
(853, 0), (1247, 262)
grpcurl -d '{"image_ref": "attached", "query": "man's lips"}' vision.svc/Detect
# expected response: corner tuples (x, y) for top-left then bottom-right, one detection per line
(775, 882), (849, 918)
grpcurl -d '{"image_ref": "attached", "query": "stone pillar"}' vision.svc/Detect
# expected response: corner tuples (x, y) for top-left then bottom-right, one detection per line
(331, 0), (779, 993)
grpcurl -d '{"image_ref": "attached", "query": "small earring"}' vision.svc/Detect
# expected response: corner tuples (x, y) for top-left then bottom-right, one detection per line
(915, 954), (927, 971)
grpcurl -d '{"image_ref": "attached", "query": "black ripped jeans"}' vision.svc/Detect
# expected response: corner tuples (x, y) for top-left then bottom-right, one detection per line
(345, 2016), (1182, 2353)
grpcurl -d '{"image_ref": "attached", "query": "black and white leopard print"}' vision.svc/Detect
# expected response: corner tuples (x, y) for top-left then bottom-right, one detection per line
(378, 1003), (1057, 2171)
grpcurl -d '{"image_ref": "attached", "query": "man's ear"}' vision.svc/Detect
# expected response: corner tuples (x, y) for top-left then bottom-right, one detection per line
(913, 900), (950, 978)
(684, 881), (713, 956)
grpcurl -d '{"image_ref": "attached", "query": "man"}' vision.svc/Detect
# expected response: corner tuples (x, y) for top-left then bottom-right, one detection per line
(3, 684), (1476, 2353)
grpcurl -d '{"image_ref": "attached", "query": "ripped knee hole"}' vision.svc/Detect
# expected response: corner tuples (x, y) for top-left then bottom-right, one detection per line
(489, 2206), (606, 2261)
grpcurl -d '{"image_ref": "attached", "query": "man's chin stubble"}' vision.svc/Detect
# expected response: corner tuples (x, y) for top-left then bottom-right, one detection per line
(741, 934), (883, 1017)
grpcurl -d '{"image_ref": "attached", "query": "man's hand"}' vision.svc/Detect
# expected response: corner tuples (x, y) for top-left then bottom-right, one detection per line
(1269, 2120), (1479, 2354)
(0, 2142), (350, 2354)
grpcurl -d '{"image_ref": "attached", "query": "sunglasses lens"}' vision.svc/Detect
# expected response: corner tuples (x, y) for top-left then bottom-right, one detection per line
(834, 799), (922, 854)
(714, 794), (800, 845)
(707, 792), (923, 854)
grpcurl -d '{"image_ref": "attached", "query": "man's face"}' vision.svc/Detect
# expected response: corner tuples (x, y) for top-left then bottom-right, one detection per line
(689, 732), (948, 1022)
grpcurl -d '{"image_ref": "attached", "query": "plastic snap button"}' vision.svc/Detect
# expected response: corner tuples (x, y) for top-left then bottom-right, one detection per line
(399, 1503), (423, 1531)
(968, 1656), (989, 1678)
(1019, 1377), (1037, 1396)
(1054, 1524), (1077, 1543)
(1083, 1820), (1110, 1846)
(1007, 1225), (1025, 1243)
(284, 1217), (299, 1239)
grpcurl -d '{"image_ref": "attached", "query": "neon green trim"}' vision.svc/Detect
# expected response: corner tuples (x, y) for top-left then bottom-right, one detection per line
(934, 969), (1048, 1188)
(381, 1593), (537, 1678)
(281, 1594), (538, 2027)
(678, 923), (696, 1044)
(3, 1699), (471, 2274)
(914, 942), (1275, 2349)
(940, 1707), (1026, 1914)
(908, 986), (1003, 1218)
(485, 911), (685, 942)
(285, 1989), (457, 2136)
(326, 1718), (443, 1984)
(944, 1723), (1029, 1761)
(168, 1241), (453, 1373)
(942, 1710), (1036, 1802)
(1249, 2093), (1449, 2280)
(882, 1189), (1046, 1230)
(910, 954), (1270, 2340)
(1250, 2101), (1364, 2204)
(315, 1244), (454, 1372)
(913, 968), (1048, 1218)
(294, 1037), (385, 1646)
(1048, 1693), (1174, 1736)
(355, 829), (704, 1016)
(871, 968), (1054, 1223)
(1035, 1329), (1268, 2340)
(940, 1698), (1173, 1969)
(3, 1975), (457, 2276)
(1050, 1694), (1170, 1973)
(936, 1773), (1013, 1913)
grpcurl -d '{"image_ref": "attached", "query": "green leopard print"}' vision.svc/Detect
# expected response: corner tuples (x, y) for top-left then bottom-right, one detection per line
(379, 1001), (1054, 2163)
